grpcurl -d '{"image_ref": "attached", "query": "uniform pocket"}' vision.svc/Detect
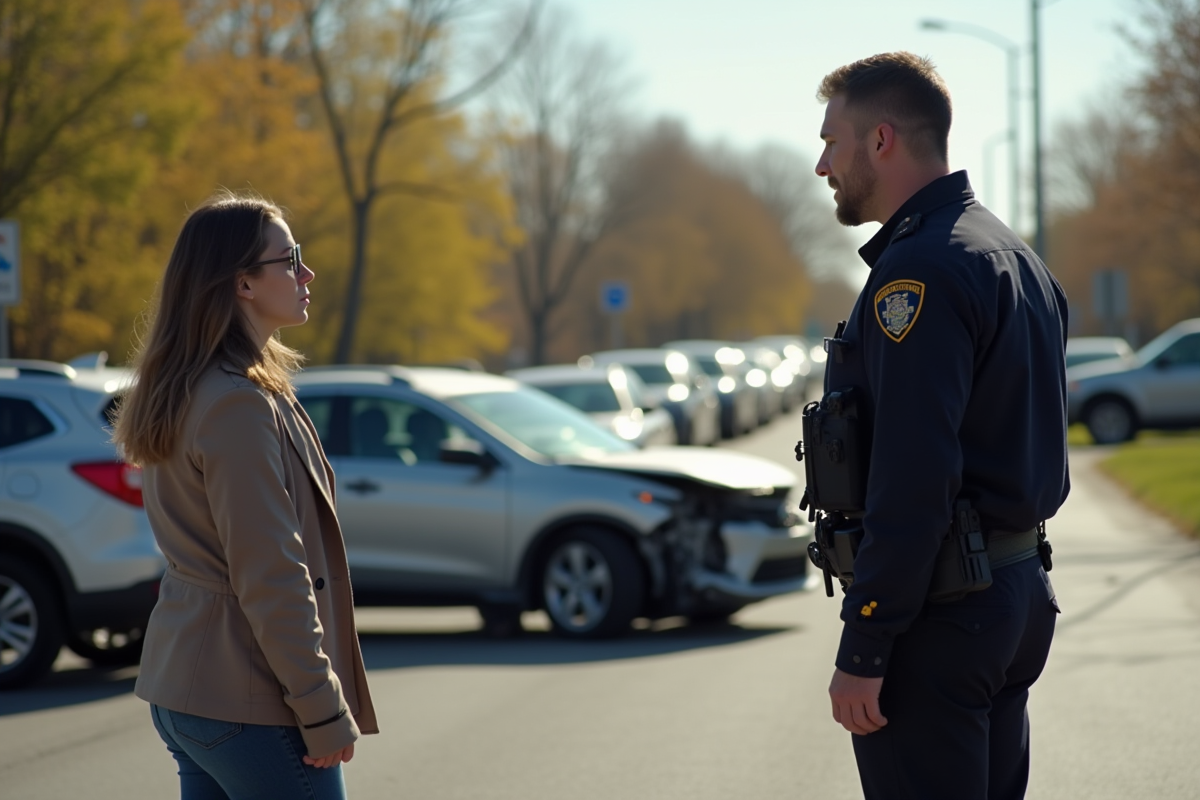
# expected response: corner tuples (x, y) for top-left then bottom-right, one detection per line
(923, 604), (1014, 636)
(168, 709), (243, 749)
(1039, 566), (1061, 613)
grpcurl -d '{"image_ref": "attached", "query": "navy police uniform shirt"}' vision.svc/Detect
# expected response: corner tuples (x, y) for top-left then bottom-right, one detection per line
(824, 171), (1070, 678)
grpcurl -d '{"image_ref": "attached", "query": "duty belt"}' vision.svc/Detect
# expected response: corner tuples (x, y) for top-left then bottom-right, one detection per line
(987, 528), (1040, 569)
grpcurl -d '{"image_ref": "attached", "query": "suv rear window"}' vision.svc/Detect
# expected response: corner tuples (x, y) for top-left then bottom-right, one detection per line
(537, 382), (622, 413)
(0, 397), (56, 449)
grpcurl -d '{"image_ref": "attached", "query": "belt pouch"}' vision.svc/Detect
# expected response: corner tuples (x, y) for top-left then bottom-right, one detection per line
(927, 505), (993, 604)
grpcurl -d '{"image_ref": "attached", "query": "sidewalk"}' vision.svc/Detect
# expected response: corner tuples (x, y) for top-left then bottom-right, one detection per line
(1028, 447), (1200, 799)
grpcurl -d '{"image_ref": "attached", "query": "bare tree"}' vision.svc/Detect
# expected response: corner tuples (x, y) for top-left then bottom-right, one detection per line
(493, 7), (633, 365)
(1046, 98), (1144, 212)
(300, 0), (541, 363)
(710, 143), (858, 281)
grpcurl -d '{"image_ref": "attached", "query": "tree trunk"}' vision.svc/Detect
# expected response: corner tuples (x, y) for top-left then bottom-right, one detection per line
(529, 307), (549, 366)
(334, 197), (372, 363)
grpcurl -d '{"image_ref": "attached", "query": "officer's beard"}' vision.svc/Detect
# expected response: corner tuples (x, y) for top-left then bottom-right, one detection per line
(829, 141), (877, 227)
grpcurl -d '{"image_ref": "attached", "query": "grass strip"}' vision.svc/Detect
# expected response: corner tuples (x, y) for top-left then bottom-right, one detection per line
(1097, 434), (1200, 537)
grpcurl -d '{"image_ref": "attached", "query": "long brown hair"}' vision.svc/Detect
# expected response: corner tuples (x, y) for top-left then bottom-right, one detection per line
(113, 191), (304, 465)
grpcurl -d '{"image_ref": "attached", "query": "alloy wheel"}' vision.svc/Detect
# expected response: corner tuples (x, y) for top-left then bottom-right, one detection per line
(0, 576), (38, 670)
(1087, 400), (1135, 444)
(543, 541), (614, 634)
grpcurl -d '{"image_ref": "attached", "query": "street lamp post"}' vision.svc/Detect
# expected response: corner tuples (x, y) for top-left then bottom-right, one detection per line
(1031, 0), (1046, 259)
(920, 19), (1021, 232)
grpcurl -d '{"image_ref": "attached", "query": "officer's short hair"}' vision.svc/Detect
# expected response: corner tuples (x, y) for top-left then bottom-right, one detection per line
(818, 52), (952, 164)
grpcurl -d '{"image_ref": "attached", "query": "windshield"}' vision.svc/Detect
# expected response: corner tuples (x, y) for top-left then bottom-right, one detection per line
(535, 382), (622, 413)
(693, 356), (724, 377)
(453, 387), (635, 458)
(1136, 327), (1193, 365)
(626, 364), (674, 386)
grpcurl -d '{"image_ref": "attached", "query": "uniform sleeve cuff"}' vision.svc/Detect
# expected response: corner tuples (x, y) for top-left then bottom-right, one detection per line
(835, 625), (894, 678)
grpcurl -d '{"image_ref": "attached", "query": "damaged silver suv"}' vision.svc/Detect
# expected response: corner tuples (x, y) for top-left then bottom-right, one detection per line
(294, 366), (811, 637)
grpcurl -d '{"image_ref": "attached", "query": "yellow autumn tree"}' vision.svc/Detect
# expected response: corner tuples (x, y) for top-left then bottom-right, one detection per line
(299, 0), (535, 363)
(123, 0), (518, 367)
(1, 0), (192, 360)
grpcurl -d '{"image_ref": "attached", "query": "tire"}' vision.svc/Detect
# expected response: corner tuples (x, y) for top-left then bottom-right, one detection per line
(0, 556), (64, 690)
(477, 604), (524, 639)
(541, 528), (644, 638)
(687, 606), (745, 627)
(1085, 397), (1137, 444)
(67, 627), (145, 667)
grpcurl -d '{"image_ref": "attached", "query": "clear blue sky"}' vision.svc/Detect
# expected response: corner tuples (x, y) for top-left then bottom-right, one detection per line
(558, 0), (1143, 277)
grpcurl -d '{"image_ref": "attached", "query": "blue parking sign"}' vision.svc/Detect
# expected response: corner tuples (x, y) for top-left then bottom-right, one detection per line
(600, 281), (630, 314)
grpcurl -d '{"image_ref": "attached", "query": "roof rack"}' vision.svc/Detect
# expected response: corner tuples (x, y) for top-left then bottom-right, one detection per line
(299, 364), (411, 387)
(0, 359), (78, 379)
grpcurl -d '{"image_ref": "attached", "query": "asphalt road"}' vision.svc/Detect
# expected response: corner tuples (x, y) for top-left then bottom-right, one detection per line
(2, 406), (1198, 799)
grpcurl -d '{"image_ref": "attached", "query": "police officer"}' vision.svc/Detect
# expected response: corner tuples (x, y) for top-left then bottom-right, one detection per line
(809, 53), (1068, 800)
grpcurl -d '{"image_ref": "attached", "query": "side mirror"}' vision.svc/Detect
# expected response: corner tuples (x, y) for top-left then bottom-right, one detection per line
(439, 440), (498, 470)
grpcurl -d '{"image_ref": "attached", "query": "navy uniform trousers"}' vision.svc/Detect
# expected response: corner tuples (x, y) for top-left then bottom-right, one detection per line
(852, 556), (1059, 800)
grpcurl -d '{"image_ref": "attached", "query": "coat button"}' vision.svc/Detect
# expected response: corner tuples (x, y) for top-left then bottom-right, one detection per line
(874, 657), (882, 666)
(314, 578), (325, 590)
(852, 655), (861, 664)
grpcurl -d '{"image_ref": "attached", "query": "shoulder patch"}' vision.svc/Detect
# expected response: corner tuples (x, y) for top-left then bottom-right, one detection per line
(874, 281), (925, 342)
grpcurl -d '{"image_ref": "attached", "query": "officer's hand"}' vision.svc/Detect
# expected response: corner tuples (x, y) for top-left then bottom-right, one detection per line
(829, 668), (888, 735)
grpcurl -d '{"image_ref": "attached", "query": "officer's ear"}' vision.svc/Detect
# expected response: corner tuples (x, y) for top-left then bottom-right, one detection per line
(871, 123), (897, 160)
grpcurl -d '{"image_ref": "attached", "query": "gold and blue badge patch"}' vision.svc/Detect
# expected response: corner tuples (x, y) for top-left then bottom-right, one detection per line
(874, 280), (925, 342)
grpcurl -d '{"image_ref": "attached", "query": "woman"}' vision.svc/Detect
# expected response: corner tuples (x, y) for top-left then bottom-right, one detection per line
(113, 192), (377, 799)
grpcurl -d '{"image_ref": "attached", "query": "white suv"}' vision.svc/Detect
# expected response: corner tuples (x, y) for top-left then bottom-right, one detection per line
(0, 360), (164, 688)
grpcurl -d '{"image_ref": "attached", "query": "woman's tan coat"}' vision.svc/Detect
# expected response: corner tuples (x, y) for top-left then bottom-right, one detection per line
(134, 362), (378, 757)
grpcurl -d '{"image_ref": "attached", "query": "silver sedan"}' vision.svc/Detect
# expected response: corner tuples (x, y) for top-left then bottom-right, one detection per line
(1067, 318), (1200, 443)
(506, 363), (677, 448)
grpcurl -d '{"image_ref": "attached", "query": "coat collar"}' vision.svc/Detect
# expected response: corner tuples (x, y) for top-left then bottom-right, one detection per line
(858, 170), (975, 268)
(215, 360), (337, 511)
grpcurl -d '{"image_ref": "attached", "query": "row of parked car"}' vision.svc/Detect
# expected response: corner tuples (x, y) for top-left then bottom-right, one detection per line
(509, 336), (825, 449)
(0, 337), (821, 688)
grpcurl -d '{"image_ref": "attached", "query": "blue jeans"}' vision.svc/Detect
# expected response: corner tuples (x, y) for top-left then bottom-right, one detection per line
(151, 704), (348, 800)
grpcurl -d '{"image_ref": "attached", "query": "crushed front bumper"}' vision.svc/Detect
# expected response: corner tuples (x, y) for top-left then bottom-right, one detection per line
(690, 521), (813, 603)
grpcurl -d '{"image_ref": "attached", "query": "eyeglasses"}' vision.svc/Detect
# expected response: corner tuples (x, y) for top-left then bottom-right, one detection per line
(249, 244), (301, 274)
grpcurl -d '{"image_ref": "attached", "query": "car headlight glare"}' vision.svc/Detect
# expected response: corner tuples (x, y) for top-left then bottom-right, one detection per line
(667, 383), (690, 402)
(717, 376), (737, 393)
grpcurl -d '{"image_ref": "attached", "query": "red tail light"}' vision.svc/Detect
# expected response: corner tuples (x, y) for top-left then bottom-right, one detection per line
(71, 461), (144, 507)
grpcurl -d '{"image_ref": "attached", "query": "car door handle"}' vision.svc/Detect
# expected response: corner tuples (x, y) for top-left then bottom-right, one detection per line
(344, 478), (381, 494)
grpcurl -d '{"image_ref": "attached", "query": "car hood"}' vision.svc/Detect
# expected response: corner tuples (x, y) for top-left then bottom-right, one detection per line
(1067, 356), (1139, 381)
(565, 446), (796, 491)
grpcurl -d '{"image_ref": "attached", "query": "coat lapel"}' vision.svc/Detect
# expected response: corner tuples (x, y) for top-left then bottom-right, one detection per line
(273, 394), (338, 513)
(213, 360), (339, 515)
